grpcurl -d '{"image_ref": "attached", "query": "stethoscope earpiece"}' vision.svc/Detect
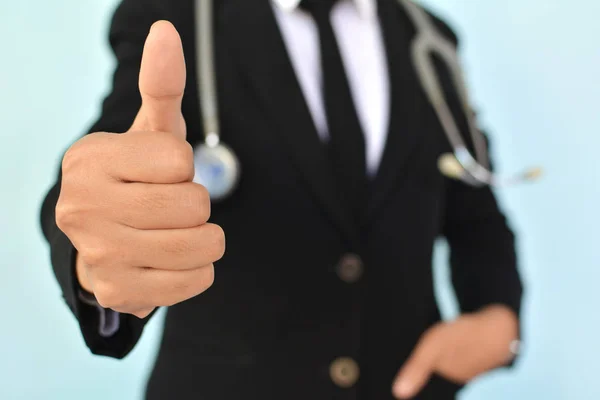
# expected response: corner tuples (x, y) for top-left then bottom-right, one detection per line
(437, 153), (465, 180)
(400, 0), (542, 189)
(437, 152), (543, 187)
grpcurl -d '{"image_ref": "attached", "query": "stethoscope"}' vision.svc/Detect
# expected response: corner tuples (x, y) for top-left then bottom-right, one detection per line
(192, 0), (542, 201)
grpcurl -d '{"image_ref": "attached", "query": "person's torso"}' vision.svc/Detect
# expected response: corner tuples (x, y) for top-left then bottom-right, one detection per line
(144, 0), (464, 399)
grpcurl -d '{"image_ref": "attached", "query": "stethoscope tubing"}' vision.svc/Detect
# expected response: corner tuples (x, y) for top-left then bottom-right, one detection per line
(193, 0), (540, 198)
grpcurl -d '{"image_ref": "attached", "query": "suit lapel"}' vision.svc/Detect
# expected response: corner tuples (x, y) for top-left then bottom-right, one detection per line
(366, 0), (432, 220)
(222, 0), (361, 248)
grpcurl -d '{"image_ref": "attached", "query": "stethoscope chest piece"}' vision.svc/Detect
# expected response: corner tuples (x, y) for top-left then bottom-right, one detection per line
(193, 133), (240, 201)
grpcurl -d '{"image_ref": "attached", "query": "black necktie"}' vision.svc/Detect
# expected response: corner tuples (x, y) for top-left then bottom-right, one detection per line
(300, 0), (368, 220)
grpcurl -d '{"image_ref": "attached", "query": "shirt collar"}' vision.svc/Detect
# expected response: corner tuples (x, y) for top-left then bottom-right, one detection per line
(273, 0), (377, 19)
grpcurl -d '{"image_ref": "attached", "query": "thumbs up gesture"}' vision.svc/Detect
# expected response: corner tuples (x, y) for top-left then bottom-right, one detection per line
(56, 22), (224, 318)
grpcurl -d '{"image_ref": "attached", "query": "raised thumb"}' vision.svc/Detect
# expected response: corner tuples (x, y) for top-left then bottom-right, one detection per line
(131, 20), (187, 137)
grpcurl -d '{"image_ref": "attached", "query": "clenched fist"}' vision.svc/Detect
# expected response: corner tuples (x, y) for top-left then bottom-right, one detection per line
(56, 21), (224, 319)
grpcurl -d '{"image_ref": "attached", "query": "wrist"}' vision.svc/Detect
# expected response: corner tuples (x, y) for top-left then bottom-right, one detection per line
(475, 305), (519, 334)
(473, 305), (520, 363)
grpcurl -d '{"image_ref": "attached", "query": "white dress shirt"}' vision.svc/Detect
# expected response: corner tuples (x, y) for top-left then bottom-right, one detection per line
(272, 0), (390, 176)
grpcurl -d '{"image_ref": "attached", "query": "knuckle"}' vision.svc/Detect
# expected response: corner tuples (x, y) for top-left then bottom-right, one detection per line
(163, 266), (215, 307)
(94, 281), (123, 309)
(54, 200), (77, 231)
(189, 184), (211, 223)
(208, 224), (226, 261)
(178, 266), (215, 304)
(55, 183), (96, 232)
(199, 265), (216, 290)
(79, 246), (112, 266)
(165, 140), (194, 181)
(195, 182), (210, 203)
(61, 133), (105, 173)
(61, 143), (82, 173)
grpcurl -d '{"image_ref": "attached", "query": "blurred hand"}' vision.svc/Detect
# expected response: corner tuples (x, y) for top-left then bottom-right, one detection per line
(56, 21), (224, 319)
(392, 305), (519, 399)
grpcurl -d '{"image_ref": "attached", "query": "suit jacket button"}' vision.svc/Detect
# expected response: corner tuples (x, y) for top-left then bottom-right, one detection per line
(336, 254), (363, 283)
(329, 357), (360, 388)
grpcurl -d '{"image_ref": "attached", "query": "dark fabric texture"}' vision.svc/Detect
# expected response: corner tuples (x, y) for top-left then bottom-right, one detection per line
(39, 0), (523, 399)
(299, 0), (368, 222)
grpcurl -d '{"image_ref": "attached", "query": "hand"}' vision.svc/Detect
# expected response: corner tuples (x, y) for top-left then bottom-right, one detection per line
(392, 305), (519, 399)
(56, 21), (225, 319)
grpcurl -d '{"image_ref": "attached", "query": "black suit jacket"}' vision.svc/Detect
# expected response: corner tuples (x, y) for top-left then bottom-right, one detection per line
(40, 0), (523, 399)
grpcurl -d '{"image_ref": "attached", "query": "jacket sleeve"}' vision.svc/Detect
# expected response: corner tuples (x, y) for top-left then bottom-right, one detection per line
(427, 5), (523, 361)
(423, 4), (524, 318)
(40, 0), (160, 359)
(442, 161), (523, 318)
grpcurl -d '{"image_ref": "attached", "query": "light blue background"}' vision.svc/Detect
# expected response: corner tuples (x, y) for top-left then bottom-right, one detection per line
(0, 1), (598, 399)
